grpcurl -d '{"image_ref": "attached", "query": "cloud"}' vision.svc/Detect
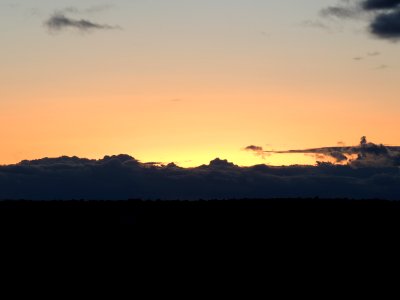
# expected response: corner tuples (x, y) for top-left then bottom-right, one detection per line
(83, 4), (114, 14)
(1, 138), (400, 200)
(246, 137), (400, 167)
(320, 0), (400, 40)
(245, 145), (267, 159)
(369, 9), (400, 39)
(374, 64), (388, 69)
(263, 146), (351, 163)
(300, 20), (331, 31)
(59, 5), (114, 15)
(44, 13), (119, 32)
(320, 5), (362, 19)
(362, 0), (400, 10)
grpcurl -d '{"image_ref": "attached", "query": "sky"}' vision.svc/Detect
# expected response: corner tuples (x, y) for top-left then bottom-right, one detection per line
(1, 0), (400, 167)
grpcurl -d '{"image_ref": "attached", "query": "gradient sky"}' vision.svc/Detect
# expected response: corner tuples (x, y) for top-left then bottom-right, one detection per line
(1, 0), (399, 167)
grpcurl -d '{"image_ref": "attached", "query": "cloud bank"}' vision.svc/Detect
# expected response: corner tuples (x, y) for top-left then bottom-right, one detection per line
(246, 137), (400, 167)
(1, 138), (400, 200)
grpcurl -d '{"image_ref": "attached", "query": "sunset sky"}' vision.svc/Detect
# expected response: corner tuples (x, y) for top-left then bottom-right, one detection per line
(1, 0), (399, 167)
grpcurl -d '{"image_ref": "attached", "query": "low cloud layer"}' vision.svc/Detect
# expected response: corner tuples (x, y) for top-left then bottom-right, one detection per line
(45, 13), (119, 32)
(246, 137), (400, 167)
(321, 0), (400, 40)
(1, 138), (400, 200)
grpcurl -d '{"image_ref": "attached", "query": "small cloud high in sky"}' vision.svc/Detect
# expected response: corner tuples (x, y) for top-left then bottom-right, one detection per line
(45, 13), (119, 32)
(0, 0), (399, 199)
(44, 6), (120, 33)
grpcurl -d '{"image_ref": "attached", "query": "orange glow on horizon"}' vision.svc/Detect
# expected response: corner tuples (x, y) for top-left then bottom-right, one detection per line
(1, 87), (400, 167)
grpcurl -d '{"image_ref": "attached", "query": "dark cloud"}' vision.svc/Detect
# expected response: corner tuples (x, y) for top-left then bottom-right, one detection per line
(363, 0), (400, 10)
(2, 138), (400, 200)
(328, 151), (349, 162)
(45, 13), (119, 32)
(263, 146), (351, 163)
(320, 0), (400, 40)
(245, 145), (266, 159)
(245, 145), (264, 152)
(246, 137), (400, 167)
(370, 9), (400, 39)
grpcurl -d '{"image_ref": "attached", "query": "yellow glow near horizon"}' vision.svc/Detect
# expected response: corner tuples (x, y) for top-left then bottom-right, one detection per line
(1, 88), (399, 167)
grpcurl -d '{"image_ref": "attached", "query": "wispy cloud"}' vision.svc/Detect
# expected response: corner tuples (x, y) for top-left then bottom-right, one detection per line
(45, 13), (120, 32)
(58, 5), (114, 15)
(374, 64), (388, 70)
(320, 4), (363, 19)
(244, 145), (267, 159)
(299, 20), (331, 31)
(245, 137), (400, 167)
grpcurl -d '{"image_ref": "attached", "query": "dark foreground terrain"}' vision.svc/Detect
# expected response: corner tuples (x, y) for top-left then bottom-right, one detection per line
(1, 199), (400, 229)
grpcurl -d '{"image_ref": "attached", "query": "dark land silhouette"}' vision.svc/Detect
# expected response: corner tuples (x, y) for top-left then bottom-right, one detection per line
(2, 137), (400, 228)
(1, 199), (400, 227)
